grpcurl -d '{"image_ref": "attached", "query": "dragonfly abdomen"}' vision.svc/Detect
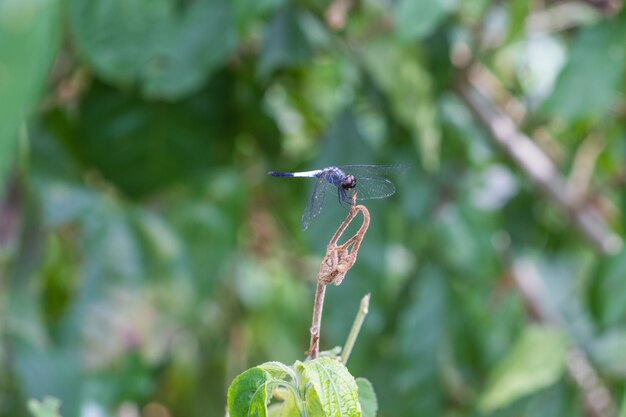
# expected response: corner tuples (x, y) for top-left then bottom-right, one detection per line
(268, 170), (323, 178)
(268, 171), (294, 177)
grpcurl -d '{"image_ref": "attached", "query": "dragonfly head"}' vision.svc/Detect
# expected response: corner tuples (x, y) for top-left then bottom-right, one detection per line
(341, 174), (356, 190)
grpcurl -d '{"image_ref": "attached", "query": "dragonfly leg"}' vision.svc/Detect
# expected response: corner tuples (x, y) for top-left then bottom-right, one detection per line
(337, 189), (349, 210)
(340, 188), (353, 206)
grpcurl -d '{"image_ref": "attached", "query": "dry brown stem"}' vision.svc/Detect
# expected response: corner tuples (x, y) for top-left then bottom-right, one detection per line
(318, 203), (370, 286)
(307, 196), (370, 359)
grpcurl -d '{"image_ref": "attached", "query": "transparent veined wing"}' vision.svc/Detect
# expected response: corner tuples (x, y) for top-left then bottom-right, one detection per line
(339, 164), (409, 178)
(338, 164), (407, 201)
(352, 176), (396, 200)
(301, 175), (333, 230)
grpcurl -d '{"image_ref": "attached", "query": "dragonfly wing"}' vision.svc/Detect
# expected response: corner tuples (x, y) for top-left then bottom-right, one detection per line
(339, 164), (409, 177)
(354, 176), (396, 200)
(301, 175), (332, 230)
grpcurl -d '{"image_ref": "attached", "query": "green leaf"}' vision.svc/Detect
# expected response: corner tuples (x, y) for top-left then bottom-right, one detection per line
(233, 0), (285, 37)
(393, 0), (457, 41)
(228, 367), (273, 417)
(229, 362), (303, 417)
(67, 0), (168, 87)
(394, 266), (445, 415)
(267, 387), (300, 417)
(0, 0), (60, 193)
(361, 39), (440, 170)
(143, 1), (236, 98)
(356, 378), (378, 417)
(28, 113), (100, 227)
(257, 5), (313, 77)
(480, 325), (569, 413)
(259, 361), (297, 381)
(619, 385), (626, 417)
(505, 0), (530, 42)
(295, 357), (361, 417)
(27, 396), (62, 417)
(67, 0), (236, 99)
(524, 382), (580, 417)
(72, 81), (229, 197)
(590, 331), (626, 377)
(12, 345), (82, 417)
(590, 248), (626, 328)
(543, 15), (626, 121)
(81, 206), (144, 287)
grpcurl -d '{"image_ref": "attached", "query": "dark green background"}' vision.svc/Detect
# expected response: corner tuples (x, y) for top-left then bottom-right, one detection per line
(1, 0), (626, 416)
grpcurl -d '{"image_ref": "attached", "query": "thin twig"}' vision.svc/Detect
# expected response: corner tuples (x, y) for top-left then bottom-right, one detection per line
(341, 293), (370, 365)
(308, 196), (370, 359)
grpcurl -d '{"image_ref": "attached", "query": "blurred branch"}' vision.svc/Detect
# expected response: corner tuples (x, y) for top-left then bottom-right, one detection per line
(568, 134), (605, 205)
(455, 78), (623, 255)
(511, 260), (617, 417)
(466, 64), (527, 125)
(325, 0), (353, 31)
(526, 2), (606, 33)
(464, 63), (568, 165)
(582, 0), (622, 14)
(0, 172), (20, 249)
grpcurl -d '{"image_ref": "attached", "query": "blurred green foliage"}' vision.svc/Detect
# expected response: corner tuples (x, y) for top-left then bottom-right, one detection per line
(27, 397), (62, 417)
(1, 0), (626, 416)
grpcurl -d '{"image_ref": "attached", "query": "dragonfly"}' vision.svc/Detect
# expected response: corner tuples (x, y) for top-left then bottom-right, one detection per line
(269, 164), (408, 230)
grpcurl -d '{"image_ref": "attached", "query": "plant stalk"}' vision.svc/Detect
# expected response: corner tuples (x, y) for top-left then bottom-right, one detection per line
(341, 293), (370, 365)
(308, 282), (327, 359)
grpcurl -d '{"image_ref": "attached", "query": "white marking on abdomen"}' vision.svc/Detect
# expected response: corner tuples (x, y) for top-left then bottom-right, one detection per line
(292, 170), (323, 177)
